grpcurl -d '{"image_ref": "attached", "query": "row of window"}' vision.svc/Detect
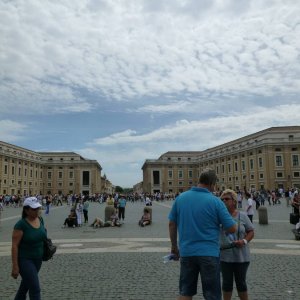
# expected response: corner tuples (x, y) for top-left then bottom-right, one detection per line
(165, 155), (300, 179)
(163, 171), (300, 186)
(2, 167), (75, 180)
(0, 179), (75, 188)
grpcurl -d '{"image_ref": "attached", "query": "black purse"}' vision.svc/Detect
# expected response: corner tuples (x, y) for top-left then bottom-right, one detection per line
(39, 217), (57, 261)
(43, 237), (57, 261)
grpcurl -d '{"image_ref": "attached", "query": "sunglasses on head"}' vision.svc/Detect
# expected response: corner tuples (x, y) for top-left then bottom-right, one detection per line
(221, 197), (232, 201)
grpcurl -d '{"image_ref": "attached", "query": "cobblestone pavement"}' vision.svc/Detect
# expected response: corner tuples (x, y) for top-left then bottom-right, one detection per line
(0, 199), (299, 299)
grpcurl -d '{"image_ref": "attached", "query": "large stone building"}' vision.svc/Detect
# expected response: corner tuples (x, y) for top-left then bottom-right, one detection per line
(0, 141), (102, 196)
(142, 126), (300, 194)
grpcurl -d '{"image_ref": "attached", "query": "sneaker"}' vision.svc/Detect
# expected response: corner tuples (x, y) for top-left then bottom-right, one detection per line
(73, 225), (76, 228)
(62, 225), (66, 228)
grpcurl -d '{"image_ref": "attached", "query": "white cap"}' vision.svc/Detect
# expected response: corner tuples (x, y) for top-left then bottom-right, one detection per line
(23, 197), (42, 209)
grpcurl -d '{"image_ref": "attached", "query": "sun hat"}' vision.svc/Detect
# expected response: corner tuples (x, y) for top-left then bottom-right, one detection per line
(23, 197), (42, 209)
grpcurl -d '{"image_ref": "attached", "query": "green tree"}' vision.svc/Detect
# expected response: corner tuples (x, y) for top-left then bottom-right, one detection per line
(115, 186), (124, 193)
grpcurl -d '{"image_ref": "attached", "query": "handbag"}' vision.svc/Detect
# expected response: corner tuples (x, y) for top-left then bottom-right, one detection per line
(39, 217), (57, 261)
(43, 237), (57, 261)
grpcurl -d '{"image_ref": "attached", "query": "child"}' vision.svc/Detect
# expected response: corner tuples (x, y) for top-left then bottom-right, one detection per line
(139, 208), (151, 227)
(109, 211), (121, 227)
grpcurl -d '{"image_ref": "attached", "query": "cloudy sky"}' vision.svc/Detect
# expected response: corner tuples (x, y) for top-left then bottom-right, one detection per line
(1, 0), (300, 187)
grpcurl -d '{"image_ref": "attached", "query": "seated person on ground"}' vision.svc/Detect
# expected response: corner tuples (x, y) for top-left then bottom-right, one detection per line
(90, 217), (105, 228)
(138, 208), (151, 227)
(104, 211), (121, 227)
(62, 209), (78, 228)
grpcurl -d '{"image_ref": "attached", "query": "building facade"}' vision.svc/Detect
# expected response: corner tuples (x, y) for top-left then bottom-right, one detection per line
(0, 141), (102, 196)
(142, 126), (300, 194)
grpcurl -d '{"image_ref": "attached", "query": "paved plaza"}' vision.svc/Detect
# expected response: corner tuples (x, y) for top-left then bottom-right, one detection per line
(0, 199), (299, 299)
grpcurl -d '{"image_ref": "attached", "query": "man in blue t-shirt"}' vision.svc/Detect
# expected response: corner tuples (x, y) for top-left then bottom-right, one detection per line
(168, 169), (236, 300)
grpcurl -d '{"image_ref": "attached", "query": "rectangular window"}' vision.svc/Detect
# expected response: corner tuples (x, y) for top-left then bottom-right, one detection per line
(168, 170), (173, 179)
(4, 165), (8, 174)
(292, 155), (299, 167)
(259, 173), (264, 179)
(47, 172), (52, 179)
(168, 181), (172, 186)
(69, 171), (74, 179)
(294, 172), (300, 178)
(82, 171), (90, 185)
(188, 170), (193, 178)
(250, 159), (254, 170)
(228, 164), (231, 172)
(222, 165), (225, 173)
(216, 166), (219, 174)
(242, 161), (245, 171)
(12, 166), (15, 175)
(69, 182), (73, 186)
(24, 169), (27, 176)
(276, 172), (283, 178)
(258, 157), (263, 168)
(234, 162), (238, 172)
(58, 171), (63, 179)
(30, 170), (33, 177)
(178, 170), (183, 179)
(275, 155), (283, 167)
(178, 181), (183, 185)
(19, 168), (21, 176)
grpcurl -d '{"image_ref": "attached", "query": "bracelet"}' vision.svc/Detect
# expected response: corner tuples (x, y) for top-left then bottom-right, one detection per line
(243, 239), (248, 245)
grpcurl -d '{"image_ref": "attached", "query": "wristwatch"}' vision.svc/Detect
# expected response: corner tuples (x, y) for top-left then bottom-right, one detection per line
(243, 239), (248, 245)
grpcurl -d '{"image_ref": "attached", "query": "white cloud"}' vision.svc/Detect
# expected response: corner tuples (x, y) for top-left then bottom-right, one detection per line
(91, 104), (300, 148)
(0, 120), (28, 142)
(0, 0), (299, 115)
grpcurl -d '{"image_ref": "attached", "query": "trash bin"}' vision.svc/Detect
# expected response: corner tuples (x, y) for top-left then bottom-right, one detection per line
(105, 205), (115, 222)
(258, 206), (268, 224)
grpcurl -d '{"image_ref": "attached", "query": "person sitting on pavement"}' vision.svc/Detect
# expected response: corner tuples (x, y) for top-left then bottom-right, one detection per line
(138, 208), (151, 227)
(104, 211), (121, 227)
(90, 217), (105, 228)
(62, 209), (78, 228)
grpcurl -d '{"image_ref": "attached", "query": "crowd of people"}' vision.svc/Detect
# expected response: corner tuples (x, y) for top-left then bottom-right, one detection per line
(5, 178), (300, 300)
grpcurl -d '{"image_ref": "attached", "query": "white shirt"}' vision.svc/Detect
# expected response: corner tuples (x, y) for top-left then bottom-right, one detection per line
(246, 198), (254, 216)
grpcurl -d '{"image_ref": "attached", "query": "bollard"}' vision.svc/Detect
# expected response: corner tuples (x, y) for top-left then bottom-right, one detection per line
(258, 206), (268, 224)
(105, 205), (116, 222)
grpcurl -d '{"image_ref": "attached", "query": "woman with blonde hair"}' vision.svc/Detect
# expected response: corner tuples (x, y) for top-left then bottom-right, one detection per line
(220, 189), (254, 300)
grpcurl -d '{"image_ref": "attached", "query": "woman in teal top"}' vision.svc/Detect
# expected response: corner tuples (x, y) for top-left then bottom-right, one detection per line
(11, 197), (46, 300)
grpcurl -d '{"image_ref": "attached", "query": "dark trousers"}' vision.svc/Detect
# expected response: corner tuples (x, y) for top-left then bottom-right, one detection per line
(221, 261), (250, 292)
(15, 257), (42, 300)
(118, 207), (125, 220)
(83, 210), (88, 223)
